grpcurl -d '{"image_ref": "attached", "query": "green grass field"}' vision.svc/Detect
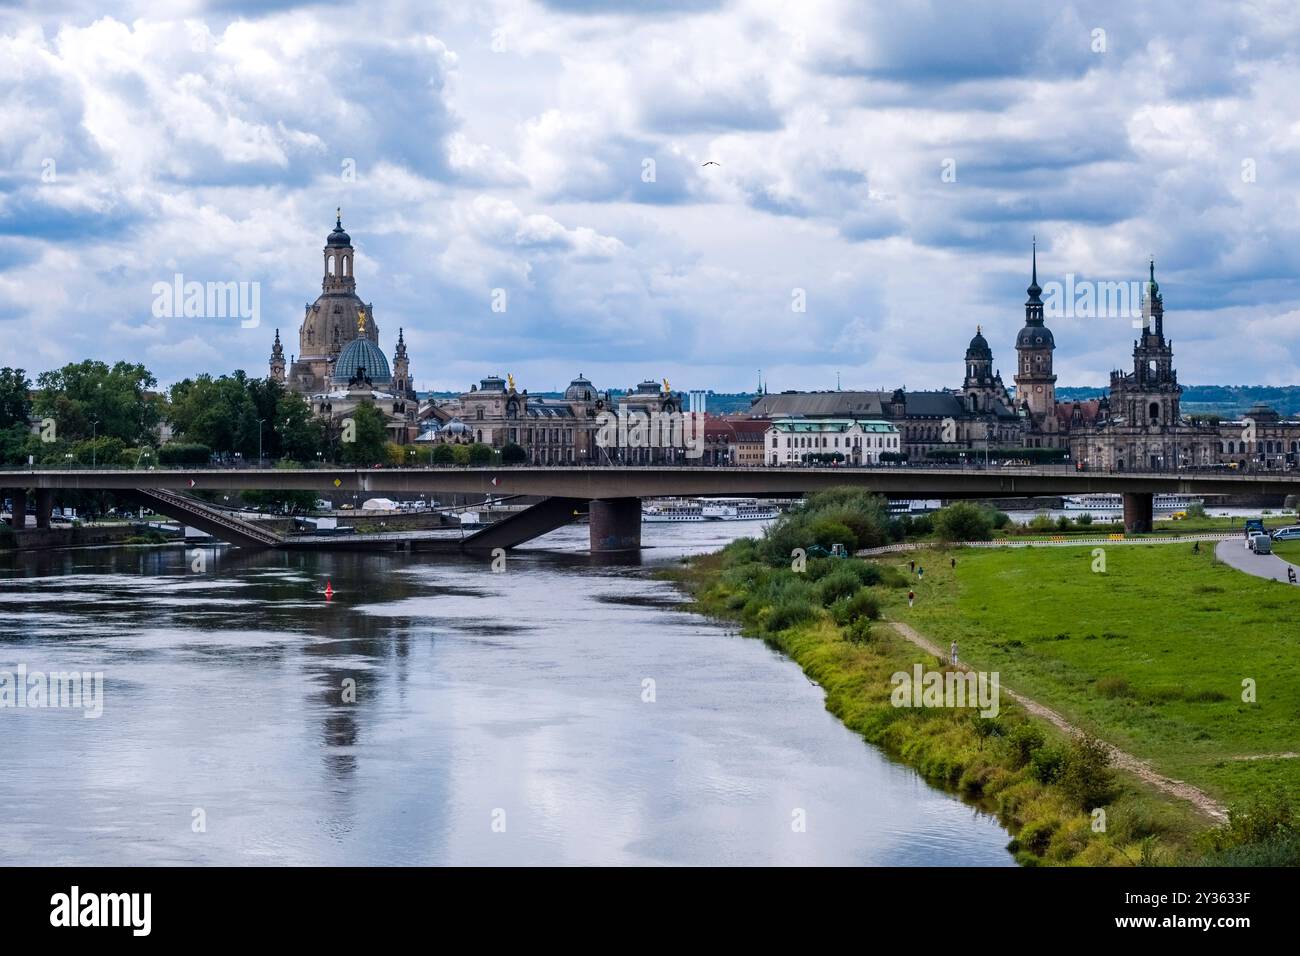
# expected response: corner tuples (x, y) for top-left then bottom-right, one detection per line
(878, 544), (1300, 807)
(1270, 538), (1300, 563)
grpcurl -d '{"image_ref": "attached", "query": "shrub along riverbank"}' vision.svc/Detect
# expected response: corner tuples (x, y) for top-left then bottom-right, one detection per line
(664, 489), (1299, 866)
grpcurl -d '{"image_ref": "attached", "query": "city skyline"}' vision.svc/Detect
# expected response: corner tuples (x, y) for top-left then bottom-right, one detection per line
(4, 1), (1300, 393)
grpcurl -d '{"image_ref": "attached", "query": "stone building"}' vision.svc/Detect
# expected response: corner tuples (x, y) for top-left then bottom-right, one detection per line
(1068, 262), (1300, 471)
(765, 419), (900, 465)
(419, 374), (609, 465)
(270, 212), (416, 402)
(1013, 241), (1062, 447)
(270, 212), (418, 442)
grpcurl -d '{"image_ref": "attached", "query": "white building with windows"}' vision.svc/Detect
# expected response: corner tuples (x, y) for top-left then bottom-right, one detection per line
(766, 418), (900, 466)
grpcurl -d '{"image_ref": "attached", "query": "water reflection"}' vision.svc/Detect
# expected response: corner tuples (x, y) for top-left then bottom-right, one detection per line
(0, 523), (1013, 866)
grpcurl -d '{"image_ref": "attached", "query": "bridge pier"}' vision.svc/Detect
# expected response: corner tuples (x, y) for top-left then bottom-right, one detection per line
(589, 497), (641, 553)
(6, 488), (27, 528)
(34, 489), (53, 529)
(1122, 492), (1153, 534)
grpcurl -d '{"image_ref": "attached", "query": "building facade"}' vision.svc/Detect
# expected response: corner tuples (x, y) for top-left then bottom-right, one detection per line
(271, 213), (418, 442)
(765, 418), (900, 465)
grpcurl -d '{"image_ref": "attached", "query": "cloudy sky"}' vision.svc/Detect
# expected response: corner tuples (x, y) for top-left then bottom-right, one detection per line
(2, 0), (1299, 394)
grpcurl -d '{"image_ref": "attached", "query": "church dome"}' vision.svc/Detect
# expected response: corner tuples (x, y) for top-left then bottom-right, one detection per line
(966, 328), (992, 359)
(335, 337), (391, 385)
(1016, 324), (1055, 349)
(327, 212), (351, 247)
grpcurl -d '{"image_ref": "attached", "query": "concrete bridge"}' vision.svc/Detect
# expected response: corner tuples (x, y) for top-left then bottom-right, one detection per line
(4, 466), (1297, 551)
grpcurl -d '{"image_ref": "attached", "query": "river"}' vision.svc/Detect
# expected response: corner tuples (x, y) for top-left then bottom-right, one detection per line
(0, 521), (1013, 865)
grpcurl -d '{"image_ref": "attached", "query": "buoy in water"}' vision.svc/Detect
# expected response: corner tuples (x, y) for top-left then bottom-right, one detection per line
(324, 580), (334, 600)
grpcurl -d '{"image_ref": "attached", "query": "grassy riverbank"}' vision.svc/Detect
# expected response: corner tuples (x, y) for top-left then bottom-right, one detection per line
(665, 490), (1300, 866)
(883, 544), (1300, 806)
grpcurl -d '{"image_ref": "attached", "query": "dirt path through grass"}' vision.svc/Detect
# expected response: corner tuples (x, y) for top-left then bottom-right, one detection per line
(887, 619), (1229, 823)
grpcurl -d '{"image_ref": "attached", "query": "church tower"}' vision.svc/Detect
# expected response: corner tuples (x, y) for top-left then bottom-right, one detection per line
(392, 327), (413, 398)
(1109, 260), (1180, 427)
(281, 211), (381, 394)
(1014, 239), (1057, 431)
(269, 329), (285, 383)
(962, 325), (1010, 413)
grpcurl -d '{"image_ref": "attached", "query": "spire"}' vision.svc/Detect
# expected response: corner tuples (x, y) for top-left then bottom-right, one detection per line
(1026, 235), (1042, 303)
(336, 207), (342, 230)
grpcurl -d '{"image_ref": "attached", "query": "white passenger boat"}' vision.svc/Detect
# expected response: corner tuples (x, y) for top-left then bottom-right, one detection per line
(699, 498), (780, 521)
(642, 500), (706, 522)
(1062, 493), (1202, 513)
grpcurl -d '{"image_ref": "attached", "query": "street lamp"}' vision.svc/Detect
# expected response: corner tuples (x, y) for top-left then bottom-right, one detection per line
(90, 420), (99, 467)
(257, 419), (266, 466)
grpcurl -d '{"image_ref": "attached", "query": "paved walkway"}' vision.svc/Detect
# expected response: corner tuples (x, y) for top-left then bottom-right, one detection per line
(888, 620), (1229, 822)
(1214, 538), (1300, 583)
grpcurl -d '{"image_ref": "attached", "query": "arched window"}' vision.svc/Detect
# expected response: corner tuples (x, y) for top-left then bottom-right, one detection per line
(327, 254), (336, 276)
(1148, 402), (1160, 422)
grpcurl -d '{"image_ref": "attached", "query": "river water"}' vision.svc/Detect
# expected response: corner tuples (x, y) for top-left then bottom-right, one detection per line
(0, 522), (1013, 866)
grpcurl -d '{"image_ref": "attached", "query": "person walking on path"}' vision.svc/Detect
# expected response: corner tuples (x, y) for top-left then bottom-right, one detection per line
(908, 590), (915, 609)
(917, 566), (924, 580)
(1290, 567), (1297, 585)
(909, 559), (915, 573)
(950, 557), (956, 569)
(950, 641), (958, 666)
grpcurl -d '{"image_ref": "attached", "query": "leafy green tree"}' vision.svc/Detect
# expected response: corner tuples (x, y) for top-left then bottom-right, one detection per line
(431, 444), (456, 465)
(33, 360), (160, 445)
(168, 372), (256, 456)
(0, 367), (31, 430)
(276, 392), (325, 462)
(501, 442), (527, 465)
(932, 501), (995, 541)
(467, 442), (495, 466)
(339, 401), (390, 465)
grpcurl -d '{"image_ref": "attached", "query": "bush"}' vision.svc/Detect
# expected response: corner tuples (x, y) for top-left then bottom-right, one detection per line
(990, 510), (1011, 529)
(1058, 733), (1116, 810)
(501, 442), (527, 465)
(844, 618), (873, 644)
(1029, 745), (1066, 784)
(764, 595), (816, 633)
(932, 501), (994, 542)
(1203, 787), (1297, 852)
(1007, 723), (1046, 768)
(814, 566), (862, 606)
(1028, 512), (1054, 532)
(1076, 512), (1093, 526)
(1055, 515), (1072, 531)
(430, 444), (456, 464)
(830, 588), (880, 625)
(467, 443), (495, 466)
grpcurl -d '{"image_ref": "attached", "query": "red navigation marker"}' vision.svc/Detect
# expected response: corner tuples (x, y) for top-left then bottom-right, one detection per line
(188, 479), (196, 488)
(490, 476), (500, 487)
(324, 580), (334, 601)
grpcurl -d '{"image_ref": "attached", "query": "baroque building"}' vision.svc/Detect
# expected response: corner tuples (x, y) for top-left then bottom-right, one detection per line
(270, 211), (416, 402)
(1013, 241), (1061, 447)
(270, 212), (418, 443)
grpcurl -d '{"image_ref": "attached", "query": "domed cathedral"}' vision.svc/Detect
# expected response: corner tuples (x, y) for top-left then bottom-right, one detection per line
(269, 211), (416, 401)
(1014, 238), (1061, 446)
